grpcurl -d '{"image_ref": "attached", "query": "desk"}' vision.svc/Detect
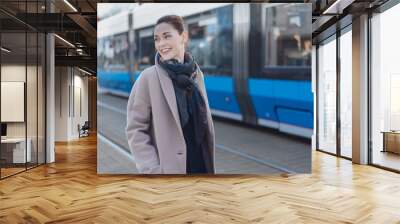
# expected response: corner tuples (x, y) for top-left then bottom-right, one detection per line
(1, 138), (31, 163)
(381, 131), (400, 154)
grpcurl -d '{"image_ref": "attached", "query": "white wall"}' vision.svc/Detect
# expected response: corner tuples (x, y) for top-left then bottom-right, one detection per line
(75, 73), (89, 122)
(1, 65), (29, 138)
(1, 64), (26, 81)
(71, 72), (89, 138)
(55, 66), (69, 141)
(55, 67), (89, 141)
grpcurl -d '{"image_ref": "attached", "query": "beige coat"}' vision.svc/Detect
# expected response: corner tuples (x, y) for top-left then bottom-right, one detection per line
(125, 57), (215, 174)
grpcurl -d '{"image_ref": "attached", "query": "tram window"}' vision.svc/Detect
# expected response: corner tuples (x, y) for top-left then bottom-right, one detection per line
(97, 38), (106, 71)
(137, 28), (156, 70)
(188, 21), (217, 72)
(114, 33), (129, 70)
(98, 33), (129, 72)
(261, 4), (311, 80)
(138, 36), (155, 70)
(187, 6), (233, 76)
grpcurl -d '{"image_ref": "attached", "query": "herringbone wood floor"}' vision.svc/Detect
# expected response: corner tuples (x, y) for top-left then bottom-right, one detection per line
(1, 135), (400, 223)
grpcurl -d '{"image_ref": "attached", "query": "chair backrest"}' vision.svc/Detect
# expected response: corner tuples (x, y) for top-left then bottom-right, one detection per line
(82, 121), (90, 129)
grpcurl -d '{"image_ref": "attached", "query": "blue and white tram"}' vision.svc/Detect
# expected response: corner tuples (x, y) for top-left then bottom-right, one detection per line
(97, 3), (313, 138)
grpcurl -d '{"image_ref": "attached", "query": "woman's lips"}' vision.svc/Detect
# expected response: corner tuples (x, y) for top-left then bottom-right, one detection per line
(160, 48), (171, 54)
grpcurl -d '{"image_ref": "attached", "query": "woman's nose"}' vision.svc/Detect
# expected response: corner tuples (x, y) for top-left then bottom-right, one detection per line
(158, 39), (167, 48)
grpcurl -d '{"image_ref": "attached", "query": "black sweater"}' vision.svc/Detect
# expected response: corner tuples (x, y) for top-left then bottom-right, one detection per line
(183, 97), (207, 174)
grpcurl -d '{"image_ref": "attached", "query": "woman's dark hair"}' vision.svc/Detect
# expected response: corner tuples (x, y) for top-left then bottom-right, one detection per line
(156, 15), (185, 34)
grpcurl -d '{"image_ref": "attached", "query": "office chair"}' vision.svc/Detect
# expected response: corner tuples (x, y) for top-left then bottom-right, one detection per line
(79, 121), (90, 138)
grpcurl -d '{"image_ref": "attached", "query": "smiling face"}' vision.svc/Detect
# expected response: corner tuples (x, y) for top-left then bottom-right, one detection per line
(154, 22), (188, 63)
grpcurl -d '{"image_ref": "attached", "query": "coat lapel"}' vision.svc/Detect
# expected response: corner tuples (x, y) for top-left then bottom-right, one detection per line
(154, 64), (183, 137)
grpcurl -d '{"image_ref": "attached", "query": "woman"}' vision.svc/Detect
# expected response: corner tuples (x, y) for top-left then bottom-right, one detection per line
(125, 15), (215, 174)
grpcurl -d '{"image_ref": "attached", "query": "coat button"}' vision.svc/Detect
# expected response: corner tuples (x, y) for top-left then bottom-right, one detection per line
(177, 152), (183, 155)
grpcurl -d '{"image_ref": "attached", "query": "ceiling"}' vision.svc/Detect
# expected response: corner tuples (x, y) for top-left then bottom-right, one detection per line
(0, 0), (395, 74)
(0, 0), (98, 74)
(0, 0), (156, 75)
(310, 0), (391, 43)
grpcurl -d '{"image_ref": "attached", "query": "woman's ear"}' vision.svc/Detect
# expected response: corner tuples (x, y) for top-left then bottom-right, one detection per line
(182, 31), (189, 46)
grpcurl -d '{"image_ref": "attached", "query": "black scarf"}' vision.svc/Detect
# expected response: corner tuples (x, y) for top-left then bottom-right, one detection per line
(157, 52), (209, 151)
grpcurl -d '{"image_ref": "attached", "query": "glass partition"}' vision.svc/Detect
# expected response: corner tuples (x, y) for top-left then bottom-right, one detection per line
(1, 31), (28, 178)
(371, 3), (400, 171)
(317, 35), (337, 154)
(0, 1), (46, 179)
(27, 31), (38, 169)
(38, 32), (45, 165)
(339, 27), (352, 158)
